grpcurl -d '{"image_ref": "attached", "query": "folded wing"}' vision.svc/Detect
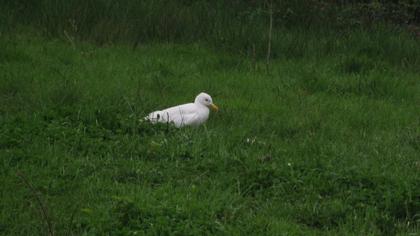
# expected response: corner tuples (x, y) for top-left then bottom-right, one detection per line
(146, 103), (200, 128)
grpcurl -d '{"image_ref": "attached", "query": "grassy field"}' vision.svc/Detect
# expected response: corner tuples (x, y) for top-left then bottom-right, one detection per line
(1, 25), (420, 235)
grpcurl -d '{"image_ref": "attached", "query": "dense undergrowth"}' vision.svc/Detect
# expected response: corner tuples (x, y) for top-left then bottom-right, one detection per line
(2, 0), (420, 58)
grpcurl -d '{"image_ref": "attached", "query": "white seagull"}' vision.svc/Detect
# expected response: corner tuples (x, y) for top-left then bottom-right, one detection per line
(145, 92), (219, 128)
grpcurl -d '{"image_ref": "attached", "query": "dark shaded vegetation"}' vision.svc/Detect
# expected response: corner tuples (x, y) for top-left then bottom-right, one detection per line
(2, 0), (420, 56)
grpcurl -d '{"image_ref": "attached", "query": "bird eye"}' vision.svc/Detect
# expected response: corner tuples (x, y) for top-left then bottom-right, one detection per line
(205, 98), (209, 102)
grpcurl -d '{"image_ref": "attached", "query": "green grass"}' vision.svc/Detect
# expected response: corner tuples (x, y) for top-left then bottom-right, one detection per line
(1, 27), (419, 235)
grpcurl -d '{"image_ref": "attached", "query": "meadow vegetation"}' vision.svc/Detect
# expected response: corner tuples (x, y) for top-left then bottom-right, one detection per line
(1, 0), (419, 235)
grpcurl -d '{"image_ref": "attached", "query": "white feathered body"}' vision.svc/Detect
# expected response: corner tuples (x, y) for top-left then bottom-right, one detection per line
(146, 103), (210, 128)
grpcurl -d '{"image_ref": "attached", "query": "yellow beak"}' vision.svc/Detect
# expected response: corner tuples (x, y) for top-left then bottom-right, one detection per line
(210, 103), (219, 112)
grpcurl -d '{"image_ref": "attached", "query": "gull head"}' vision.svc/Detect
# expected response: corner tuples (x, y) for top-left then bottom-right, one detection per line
(195, 92), (219, 112)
